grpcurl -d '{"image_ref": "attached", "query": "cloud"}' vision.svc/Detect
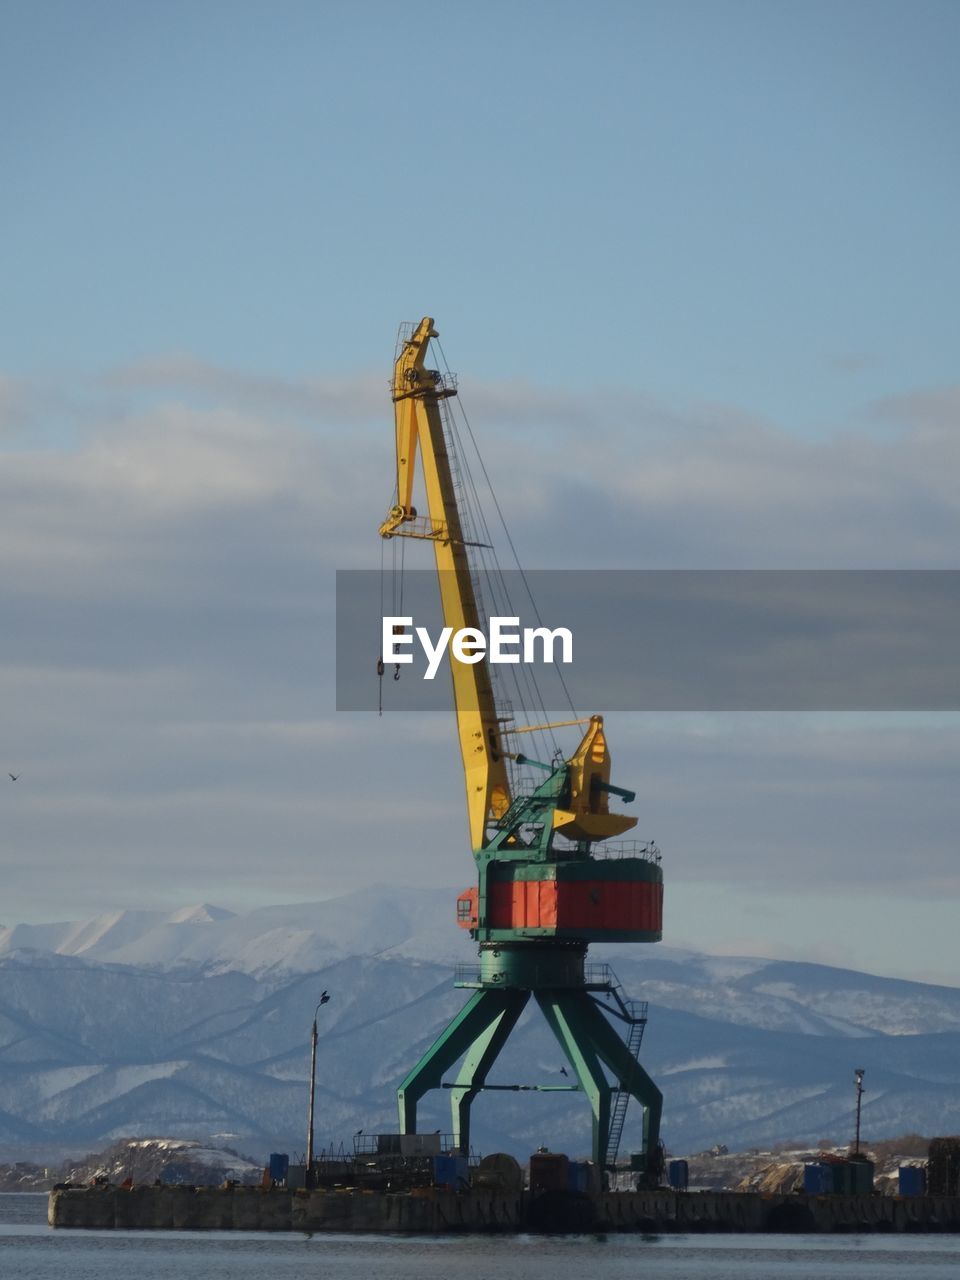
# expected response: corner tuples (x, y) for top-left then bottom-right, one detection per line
(59, 359), (960, 574)
(102, 354), (388, 424)
(474, 392), (960, 569)
(611, 715), (960, 896)
(1, 359), (957, 978)
(870, 384), (960, 433)
(0, 373), (48, 435)
(0, 376), (23, 432)
(824, 352), (876, 375)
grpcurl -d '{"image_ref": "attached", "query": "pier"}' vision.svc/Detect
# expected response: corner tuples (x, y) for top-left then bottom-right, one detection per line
(49, 1185), (960, 1234)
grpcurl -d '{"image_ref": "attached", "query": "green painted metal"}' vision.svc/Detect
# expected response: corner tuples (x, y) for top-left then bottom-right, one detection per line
(578, 991), (662, 1167)
(604, 1001), (648, 1168)
(478, 942), (586, 989)
(397, 987), (528, 1141)
(446, 990), (528, 1153)
(481, 765), (568, 864)
(533, 989), (662, 1174)
(395, 688), (662, 1165)
(502, 858), (661, 884)
(397, 942), (663, 1172)
(536, 991), (612, 1163)
(483, 926), (661, 944)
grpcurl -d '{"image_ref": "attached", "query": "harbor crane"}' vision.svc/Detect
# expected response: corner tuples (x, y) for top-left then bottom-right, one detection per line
(379, 319), (664, 1177)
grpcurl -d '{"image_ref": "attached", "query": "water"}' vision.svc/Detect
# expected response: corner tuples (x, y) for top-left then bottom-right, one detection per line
(3, 1193), (960, 1279)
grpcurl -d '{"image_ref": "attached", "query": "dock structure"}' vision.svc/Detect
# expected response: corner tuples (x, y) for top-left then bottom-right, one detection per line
(49, 1185), (960, 1234)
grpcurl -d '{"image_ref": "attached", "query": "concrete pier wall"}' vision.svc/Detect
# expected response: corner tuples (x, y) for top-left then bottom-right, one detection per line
(49, 1186), (525, 1233)
(48, 1185), (960, 1234)
(592, 1190), (960, 1234)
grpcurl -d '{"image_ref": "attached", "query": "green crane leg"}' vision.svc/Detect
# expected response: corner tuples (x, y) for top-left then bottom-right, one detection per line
(447, 989), (529, 1153)
(397, 988), (529, 1146)
(580, 995), (662, 1169)
(536, 990), (663, 1173)
(535, 991), (612, 1169)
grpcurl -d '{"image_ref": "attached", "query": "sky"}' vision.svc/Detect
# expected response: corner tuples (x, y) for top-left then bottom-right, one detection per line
(1, 1), (958, 984)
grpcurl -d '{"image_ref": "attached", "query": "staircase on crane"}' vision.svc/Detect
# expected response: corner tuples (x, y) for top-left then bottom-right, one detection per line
(596, 969), (648, 1170)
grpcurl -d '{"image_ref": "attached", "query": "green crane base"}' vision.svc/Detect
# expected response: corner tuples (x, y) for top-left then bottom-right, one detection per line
(396, 950), (662, 1175)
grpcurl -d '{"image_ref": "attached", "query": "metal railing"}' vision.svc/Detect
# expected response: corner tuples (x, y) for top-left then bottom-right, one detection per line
(597, 965), (649, 1169)
(385, 514), (492, 549)
(385, 514), (449, 542)
(487, 829), (662, 865)
(584, 839), (661, 864)
(454, 961), (650, 997)
(352, 1132), (459, 1158)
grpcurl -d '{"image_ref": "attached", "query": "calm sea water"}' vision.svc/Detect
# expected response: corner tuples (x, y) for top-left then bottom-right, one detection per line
(4, 1193), (960, 1280)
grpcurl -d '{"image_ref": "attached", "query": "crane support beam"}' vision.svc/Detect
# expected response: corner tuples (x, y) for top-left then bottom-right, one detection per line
(536, 991), (612, 1167)
(397, 975), (662, 1173)
(541, 990), (662, 1175)
(446, 990), (529, 1154)
(396, 988), (528, 1144)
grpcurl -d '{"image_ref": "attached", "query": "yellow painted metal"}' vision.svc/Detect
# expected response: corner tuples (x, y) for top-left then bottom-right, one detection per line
(504, 718), (591, 736)
(553, 715), (638, 841)
(380, 318), (511, 850)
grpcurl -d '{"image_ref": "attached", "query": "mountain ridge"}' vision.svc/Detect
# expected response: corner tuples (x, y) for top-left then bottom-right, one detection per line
(0, 886), (957, 1162)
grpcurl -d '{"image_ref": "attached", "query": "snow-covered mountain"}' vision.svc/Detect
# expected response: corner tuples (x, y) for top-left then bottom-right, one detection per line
(1, 886), (958, 1162)
(0, 885), (470, 973)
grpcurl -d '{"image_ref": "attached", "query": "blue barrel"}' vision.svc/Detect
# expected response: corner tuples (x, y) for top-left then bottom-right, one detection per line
(433, 1154), (469, 1190)
(898, 1165), (926, 1196)
(803, 1164), (824, 1194)
(804, 1163), (835, 1194)
(268, 1152), (289, 1183)
(667, 1159), (688, 1190)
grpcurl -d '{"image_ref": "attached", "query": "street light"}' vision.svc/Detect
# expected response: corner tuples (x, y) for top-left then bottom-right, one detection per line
(853, 1068), (865, 1155)
(306, 991), (331, 1184)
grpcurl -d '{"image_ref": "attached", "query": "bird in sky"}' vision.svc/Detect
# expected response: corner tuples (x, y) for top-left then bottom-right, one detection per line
(8, 774), (20, 782)
(560, 1066), (569, 1077)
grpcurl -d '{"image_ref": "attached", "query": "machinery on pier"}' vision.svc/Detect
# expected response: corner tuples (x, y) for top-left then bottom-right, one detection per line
(379, 318), (664, 1177)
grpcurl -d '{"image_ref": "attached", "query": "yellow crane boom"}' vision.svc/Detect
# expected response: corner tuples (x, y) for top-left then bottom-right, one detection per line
(379, 317), (511, 850)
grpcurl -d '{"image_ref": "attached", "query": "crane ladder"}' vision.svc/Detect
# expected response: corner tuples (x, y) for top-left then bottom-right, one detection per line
(601, 976), (648, 1170)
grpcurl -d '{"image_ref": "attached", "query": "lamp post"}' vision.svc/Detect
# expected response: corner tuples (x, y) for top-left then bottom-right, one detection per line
(306, 991), (330, 1185)
(853, 1068), (865, 1155)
